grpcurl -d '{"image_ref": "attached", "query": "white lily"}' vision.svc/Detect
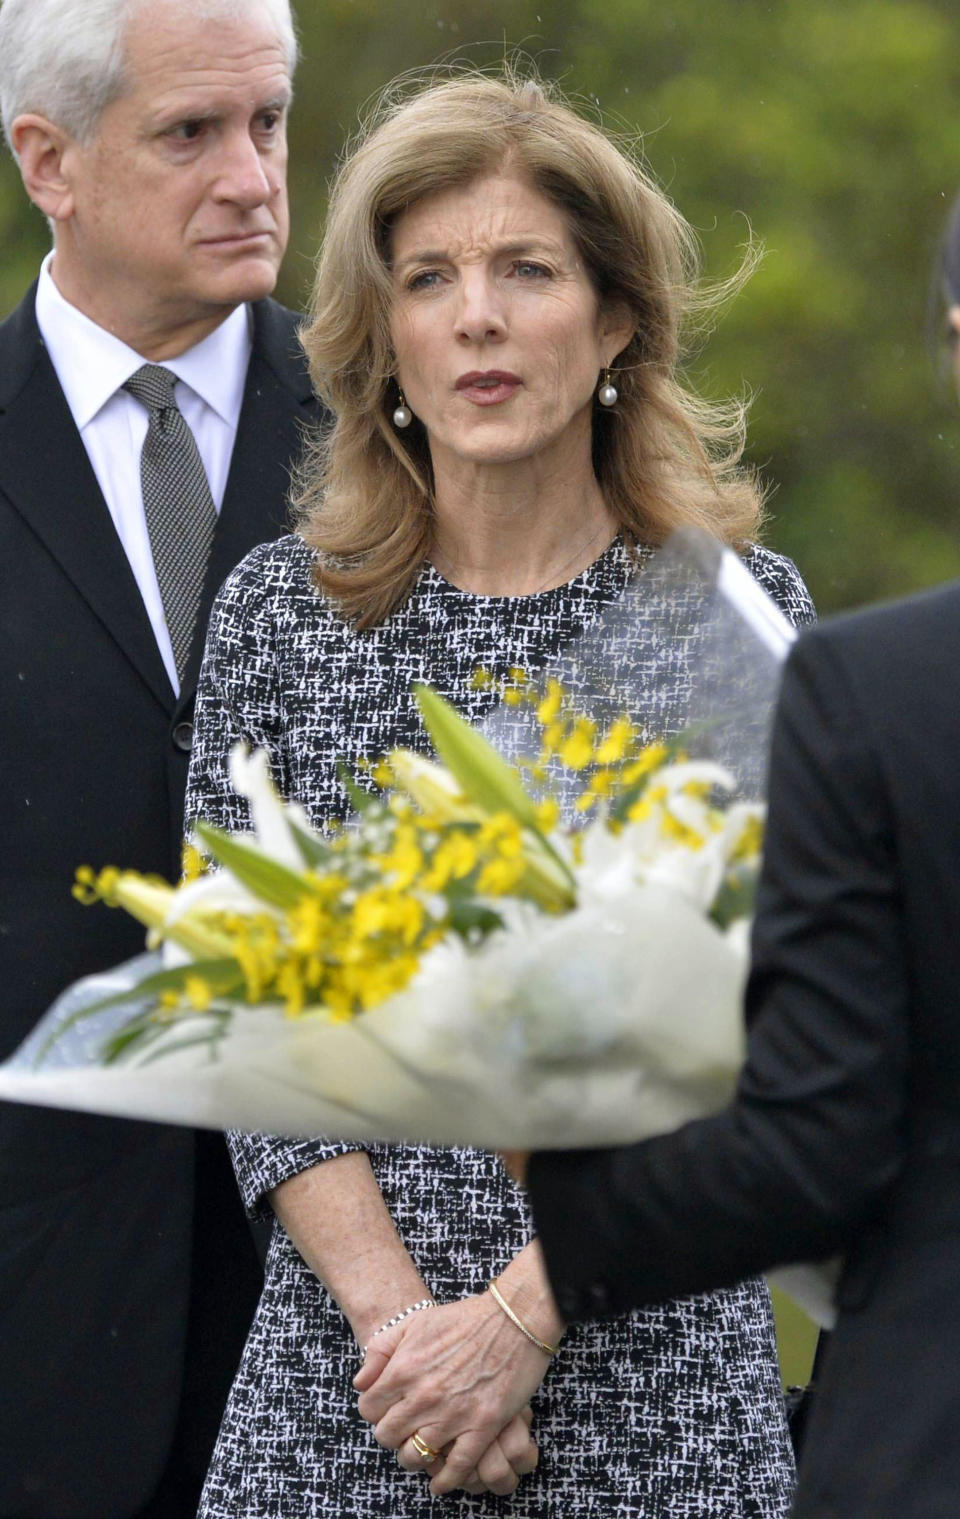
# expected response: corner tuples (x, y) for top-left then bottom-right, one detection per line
(388, 750), (480, 823)
(228, 743), (312, 870)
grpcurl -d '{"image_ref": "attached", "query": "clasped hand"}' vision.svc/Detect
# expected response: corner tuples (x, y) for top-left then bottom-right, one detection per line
(353, 1291), (550, 1496)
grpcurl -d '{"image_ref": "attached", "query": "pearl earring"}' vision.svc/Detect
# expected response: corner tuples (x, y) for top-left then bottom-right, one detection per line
(392, 388), (412, 429)
(597, 369), (618, 407)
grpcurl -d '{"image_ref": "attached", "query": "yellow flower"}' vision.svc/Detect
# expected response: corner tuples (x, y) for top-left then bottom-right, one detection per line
(538, 720), (566, 762)
(421, 830), (479, 890)
(625, 784), (665, 824)
(72, 864), (121, 906)
(662, 814), (706, 849)
(374, 825), (424, 890)
(536, 679), (564, 726)
(534, 798), (559, 833)
(595, 717), (636, 765)
(286, 897), (329, 956)
(559, 718), (597, 771)
(276, 960), (307, 1016)
(477, 857), (526, 895)
(478, 813), (524, 859)
(180, 843), (206, 882)
(731, 814), (764, 862)
(184, 975), (214, 1012)
(621, 741), (670, 785)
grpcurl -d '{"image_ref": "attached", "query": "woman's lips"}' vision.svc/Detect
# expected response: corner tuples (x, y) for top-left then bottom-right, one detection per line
(455, 370), (522, 406)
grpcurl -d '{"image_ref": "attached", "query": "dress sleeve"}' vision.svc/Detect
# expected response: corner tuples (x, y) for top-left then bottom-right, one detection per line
(185, 545), (289, 835)
(744, 543), (817, 629)
(186, 544), (366, 1223)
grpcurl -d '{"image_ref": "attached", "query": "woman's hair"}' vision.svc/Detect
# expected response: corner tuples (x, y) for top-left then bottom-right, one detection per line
(0, 0), (297, 150)
(295, 68), (765, 629)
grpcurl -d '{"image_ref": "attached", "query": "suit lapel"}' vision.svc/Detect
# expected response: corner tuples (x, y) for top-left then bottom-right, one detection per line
(0, 288), (175, 711)
(176, 298), (319, 706)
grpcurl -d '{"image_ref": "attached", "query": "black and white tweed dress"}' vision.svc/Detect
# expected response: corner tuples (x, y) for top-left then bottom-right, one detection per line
(189, 532), (814, 1519)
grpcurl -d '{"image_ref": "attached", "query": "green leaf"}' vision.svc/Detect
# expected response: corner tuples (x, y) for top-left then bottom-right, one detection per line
(137, 1026), (230, 1067)
(413, 683), (539, 828)
(446, 897), (505, 939)
(102, 1016), (173, 1065)
(35, 958), (244, 1066)
(710, 863), (759, 929)
(194, 822), (314, 908)
(336, 761), (381, 816)
(288, 820), (334, 868)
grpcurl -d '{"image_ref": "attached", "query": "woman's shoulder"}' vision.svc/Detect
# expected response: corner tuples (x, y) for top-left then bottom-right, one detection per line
(743, 542), (816, 629)
(208, 534), (338, 649)
(216, 532), (317, 608)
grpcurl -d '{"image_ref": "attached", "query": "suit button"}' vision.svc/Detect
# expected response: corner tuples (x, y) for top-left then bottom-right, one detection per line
(172, 721), (194, 753)
(587, 1281), (610, 1313)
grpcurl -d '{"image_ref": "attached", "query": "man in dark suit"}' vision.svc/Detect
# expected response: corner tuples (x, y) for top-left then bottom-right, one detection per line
(520, 581), (960, 1518)
(0, 1), (319, 1514)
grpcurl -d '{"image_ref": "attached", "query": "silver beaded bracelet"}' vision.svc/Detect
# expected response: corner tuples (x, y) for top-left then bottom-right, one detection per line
(361, 1297), (434, 1356)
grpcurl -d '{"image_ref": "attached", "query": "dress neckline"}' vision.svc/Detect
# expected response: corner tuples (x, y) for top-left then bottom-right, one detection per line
(420, 533), (637, 604)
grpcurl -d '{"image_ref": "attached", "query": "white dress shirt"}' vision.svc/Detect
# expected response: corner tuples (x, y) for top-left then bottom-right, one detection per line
(35, 254), (253, 695)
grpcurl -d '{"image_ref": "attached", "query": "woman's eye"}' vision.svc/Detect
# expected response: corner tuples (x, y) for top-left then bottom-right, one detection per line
(170, 121), (204, 142)
(407, 270), (443, 291)
(513, 261), (550, 280)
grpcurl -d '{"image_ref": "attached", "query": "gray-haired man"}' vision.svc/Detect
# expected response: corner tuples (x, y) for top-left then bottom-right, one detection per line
(0, 2), (318, 1514)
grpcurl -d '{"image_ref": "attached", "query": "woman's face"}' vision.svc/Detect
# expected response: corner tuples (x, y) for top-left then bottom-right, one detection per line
(388, 171), (631, 475)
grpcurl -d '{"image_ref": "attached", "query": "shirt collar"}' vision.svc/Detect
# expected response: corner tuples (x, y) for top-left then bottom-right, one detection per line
(35, 252), (252, 431)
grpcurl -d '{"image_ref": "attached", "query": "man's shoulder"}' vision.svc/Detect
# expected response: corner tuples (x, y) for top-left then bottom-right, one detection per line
(248, 297), (314, 402)
(786, 577), (960, 733)
(0, 284), (43, 407)
(800, 578), (960, 667)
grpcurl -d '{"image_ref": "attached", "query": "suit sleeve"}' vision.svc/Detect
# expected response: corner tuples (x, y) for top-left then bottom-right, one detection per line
(527, 626), (910, 1321)
(186, 547), (365, 1222)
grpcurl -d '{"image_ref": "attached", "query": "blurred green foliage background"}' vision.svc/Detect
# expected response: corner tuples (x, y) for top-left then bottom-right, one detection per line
(3, 0), (959, 617)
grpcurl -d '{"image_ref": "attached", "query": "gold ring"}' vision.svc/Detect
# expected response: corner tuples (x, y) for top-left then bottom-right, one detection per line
(411, 1432), (442, 1464)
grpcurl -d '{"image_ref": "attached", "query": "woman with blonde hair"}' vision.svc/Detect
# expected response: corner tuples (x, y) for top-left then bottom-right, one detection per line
(190, 69), (813, 1518)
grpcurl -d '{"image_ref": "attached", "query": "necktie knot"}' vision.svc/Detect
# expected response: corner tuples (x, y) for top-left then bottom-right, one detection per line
(124, 363), (179, 415)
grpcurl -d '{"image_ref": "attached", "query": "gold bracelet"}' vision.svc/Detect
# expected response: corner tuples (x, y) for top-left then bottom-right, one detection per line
(488, 1280), (558, 1356)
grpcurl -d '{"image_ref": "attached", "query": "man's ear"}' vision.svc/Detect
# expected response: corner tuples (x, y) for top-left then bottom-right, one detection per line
(10, 114), (77, 221)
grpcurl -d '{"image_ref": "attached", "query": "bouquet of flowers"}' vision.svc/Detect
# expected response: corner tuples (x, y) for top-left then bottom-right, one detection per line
(0, 530), (839, 1322)
(37, 682), (763, 1143)
(0, 530), (785, 1146)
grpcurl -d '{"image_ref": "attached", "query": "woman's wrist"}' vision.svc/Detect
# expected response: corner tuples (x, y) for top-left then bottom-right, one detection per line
(348, 1278), (434, 1351)
(361, 1297), (435, 1355)
(492, 1242), (567, 1351)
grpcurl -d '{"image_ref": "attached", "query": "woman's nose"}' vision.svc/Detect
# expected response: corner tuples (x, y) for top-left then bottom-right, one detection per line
(454, 272), (507, 344)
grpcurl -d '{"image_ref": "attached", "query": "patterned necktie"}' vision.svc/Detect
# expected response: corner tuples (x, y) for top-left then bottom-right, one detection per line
(124, 364), (217, 680)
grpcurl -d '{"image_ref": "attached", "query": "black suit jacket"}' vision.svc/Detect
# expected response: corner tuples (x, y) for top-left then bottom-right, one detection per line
(529, 580), (960, 1519)
(0, 288), (319, 1518)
